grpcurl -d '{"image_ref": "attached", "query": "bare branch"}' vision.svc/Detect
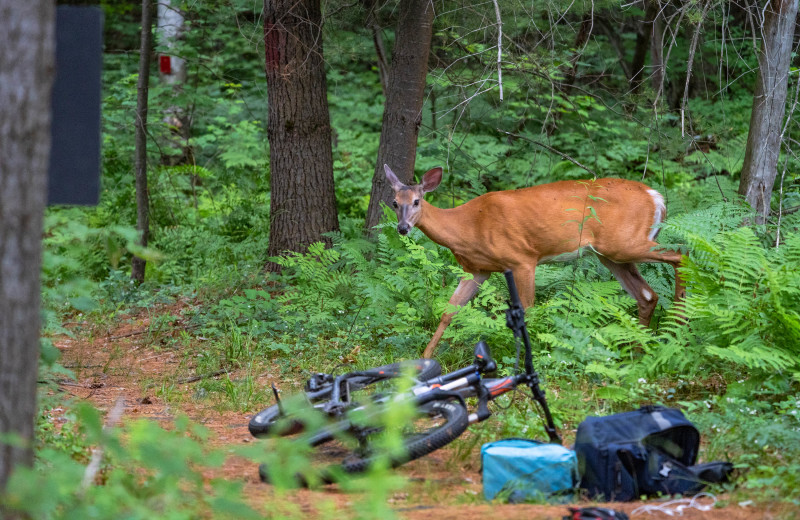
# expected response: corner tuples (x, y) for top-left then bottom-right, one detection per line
(492, 0), (503, 101)
(680, 0), (712, 137)
(498, 129), (597, 177)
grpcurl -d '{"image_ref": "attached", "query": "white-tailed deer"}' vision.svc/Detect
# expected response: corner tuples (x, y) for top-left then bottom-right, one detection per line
(384, 164), (686, 359)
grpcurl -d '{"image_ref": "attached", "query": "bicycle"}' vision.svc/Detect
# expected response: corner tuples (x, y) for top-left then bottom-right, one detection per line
(250, 270), (560, 485)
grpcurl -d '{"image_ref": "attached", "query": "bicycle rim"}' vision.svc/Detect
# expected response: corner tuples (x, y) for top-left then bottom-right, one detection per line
(249, 358), (441, 438)
(304, 398), (469, 485)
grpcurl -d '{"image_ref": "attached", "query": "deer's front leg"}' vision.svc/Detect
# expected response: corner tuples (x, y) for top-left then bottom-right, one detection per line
(423, 272), (489, 358)
(511, 265), (537, 309)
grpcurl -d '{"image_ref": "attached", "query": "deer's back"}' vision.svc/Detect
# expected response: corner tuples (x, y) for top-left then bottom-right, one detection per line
(447, 178), (664, 271)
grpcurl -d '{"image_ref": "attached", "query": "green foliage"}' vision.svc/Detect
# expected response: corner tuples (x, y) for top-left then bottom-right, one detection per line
(3, 405), (262, 519)
(24, 0), (800, 511)
(650, 216), (800, 375)
(3, 396), (416, 519)
(685, 390), (800, 504)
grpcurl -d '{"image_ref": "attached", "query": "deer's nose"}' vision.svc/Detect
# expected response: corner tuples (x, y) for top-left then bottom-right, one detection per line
(397, 224), (410, 235)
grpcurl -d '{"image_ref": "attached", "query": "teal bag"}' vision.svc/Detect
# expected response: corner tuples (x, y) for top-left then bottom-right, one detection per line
(481, 439), (578, 502)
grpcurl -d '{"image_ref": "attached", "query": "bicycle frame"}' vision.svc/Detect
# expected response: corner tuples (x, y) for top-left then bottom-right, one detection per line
(276, 270), (561, 445)
(382, 270), (561, 443)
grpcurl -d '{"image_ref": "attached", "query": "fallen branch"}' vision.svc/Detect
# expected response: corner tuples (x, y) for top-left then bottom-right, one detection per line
(80, 395), (125, 494)
(108, 329), (147, 340)
(177, 369), (227, 384)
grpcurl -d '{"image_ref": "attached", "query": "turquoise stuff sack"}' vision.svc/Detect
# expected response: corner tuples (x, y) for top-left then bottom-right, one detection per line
(481, 439), (578, 502)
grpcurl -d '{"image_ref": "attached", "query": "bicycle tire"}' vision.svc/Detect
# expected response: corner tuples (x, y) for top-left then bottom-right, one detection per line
(277, 397), (469, 485)
(248, 358), (441, 438)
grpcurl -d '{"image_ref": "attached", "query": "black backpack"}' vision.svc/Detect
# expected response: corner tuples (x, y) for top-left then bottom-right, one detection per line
(574, 405), (732, 501)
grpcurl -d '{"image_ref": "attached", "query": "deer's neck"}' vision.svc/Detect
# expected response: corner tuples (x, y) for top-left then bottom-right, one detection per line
(416, 202), (466, 250)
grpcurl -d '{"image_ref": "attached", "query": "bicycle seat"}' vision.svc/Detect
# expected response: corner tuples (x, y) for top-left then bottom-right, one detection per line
(473, 340), (497, 374)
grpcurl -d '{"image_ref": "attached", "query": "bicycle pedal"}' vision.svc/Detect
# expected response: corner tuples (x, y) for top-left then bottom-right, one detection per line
(306, 372), (333, 391)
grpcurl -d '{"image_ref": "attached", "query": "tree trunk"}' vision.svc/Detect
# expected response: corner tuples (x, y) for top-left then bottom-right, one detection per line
(132, 0), (153, 283)
(630, 0), (658, 94)
(738, 0), (798, 224)
(157, 0), (191, 166)
(0, 1), (54, 493)
(562, 12), (594, 90)
(364, 0), (435, 231)
(156, 0), (186, 87)
(264, 0), (339, 271)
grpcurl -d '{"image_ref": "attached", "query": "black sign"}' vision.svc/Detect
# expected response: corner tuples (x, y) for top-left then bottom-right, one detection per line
(48, 6), (103, 206)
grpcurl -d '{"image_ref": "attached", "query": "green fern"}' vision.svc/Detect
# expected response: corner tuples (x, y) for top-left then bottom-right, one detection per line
(652, 225), (800, 374)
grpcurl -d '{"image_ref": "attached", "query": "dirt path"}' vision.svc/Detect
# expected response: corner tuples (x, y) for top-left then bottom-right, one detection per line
(50, 311), (795, 519)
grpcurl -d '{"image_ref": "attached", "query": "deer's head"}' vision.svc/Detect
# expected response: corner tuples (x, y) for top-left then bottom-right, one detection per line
(384, 164), (443, 235)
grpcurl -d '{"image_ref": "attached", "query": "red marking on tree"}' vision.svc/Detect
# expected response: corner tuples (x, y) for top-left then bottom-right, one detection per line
(264, 21), (282, 71)
(159, 55), (171, 74)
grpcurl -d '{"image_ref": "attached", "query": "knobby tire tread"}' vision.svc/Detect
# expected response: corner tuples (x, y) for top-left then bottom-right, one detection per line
(323, 398), (469, 481)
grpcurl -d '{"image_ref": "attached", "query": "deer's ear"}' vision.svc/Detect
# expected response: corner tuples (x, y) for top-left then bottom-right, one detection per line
(421, 167), (443, 193)
(384, 164), (404, 191)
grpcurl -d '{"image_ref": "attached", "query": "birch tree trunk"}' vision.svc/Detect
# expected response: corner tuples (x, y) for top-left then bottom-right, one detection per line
(157, 0), (191, 165)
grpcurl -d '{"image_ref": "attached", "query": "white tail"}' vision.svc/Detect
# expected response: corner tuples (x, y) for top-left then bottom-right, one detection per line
(384, 164), (686, 359)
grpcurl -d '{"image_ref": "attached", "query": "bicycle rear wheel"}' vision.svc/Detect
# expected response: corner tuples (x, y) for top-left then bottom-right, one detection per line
(260, 397), (469, 485)
(248, 358), (441, 438)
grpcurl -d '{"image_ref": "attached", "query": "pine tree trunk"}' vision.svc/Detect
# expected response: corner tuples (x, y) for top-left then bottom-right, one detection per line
(364, 0), (435, 231)
(132, 0), (153, 283)
(0, 1), (55, 493)
(264, 0), (339, 271)
(738, 0), (798, 224)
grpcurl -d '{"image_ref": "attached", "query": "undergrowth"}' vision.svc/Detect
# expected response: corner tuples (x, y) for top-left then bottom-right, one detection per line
(13, 1), (800, 515)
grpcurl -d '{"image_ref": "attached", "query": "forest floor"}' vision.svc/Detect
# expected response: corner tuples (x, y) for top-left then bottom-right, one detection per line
(49, 305), (795, 520)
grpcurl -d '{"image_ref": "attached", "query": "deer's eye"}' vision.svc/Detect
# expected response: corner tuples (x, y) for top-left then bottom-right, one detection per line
(413, 199), (420, 206)
(392, 201), (398, 208)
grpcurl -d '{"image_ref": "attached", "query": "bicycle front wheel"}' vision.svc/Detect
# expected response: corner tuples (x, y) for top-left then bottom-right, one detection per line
(248, 358), (441, 438)
(263, 397), (469, 485)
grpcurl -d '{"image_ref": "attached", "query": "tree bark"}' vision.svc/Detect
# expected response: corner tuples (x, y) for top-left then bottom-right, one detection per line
(264, 0), (339, 271)
(156, 0), (186, 87)
(157, 0), (191, 166)
(738, 0), (798, 224)
(132, 0), (153, 283)
(562, 12), (594, 90)
(364, 0), (435, 231)
(630, 0), (658, 94)
(0, 1), (55, 493)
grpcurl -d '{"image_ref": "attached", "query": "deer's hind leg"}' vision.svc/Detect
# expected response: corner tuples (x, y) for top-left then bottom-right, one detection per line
(626, 244), (687, 312)
(596, 255), (658, 326)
